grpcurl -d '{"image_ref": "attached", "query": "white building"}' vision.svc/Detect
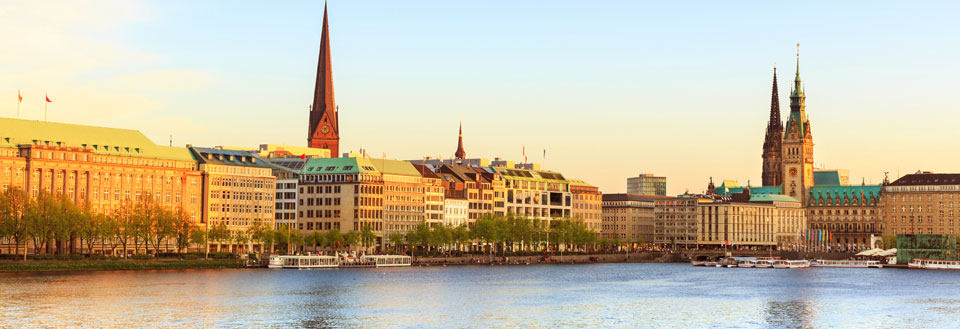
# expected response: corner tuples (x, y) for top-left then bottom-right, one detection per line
(444, 197), (469, 227)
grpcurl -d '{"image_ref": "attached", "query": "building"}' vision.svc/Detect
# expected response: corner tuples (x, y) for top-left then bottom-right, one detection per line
(0, 118), (202, 255)
(190, 147), (276, 252)
(437, 164), (495, 222)
(307, 4), (340, 156)
(781, 52), (815, 204)
(454, 122), (466, 160)
(294, 157), (383, 242)
(498, 167), (572, 221)
(806, 185), (882, 246)
(257, 144), (331, 159)
(443, 197), (469, 227)
(372, 159), (425, 242)
(655, 193), (804, 249)
(654, 196), (703, 248)
(761, 66), (784, 187)
(882, 172), (960, 236)
(601, 194), (668, 244)
(626, 173), (666, 196)
(261, 157), (306, 230)
(414, 164), (445, 227)
(569, 179), (602, 235)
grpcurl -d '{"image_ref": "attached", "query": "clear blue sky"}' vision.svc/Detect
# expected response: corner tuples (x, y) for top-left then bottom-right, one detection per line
(2, 1), (959, 194)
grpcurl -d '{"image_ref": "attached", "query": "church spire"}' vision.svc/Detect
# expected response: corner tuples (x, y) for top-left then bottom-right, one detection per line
(768, 65), (781, 127)
(308, 2), (340, 157)
(455, 121), (466, 159)
(761, 63), (784, 187)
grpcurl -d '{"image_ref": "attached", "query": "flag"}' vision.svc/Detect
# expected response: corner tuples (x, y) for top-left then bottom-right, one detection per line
(337, 240), (341, 247)
(522, 146), (527, 163)
(18, 90), (22, 103)
(300, 153), (306, 160)
(45, 94), (52, 103)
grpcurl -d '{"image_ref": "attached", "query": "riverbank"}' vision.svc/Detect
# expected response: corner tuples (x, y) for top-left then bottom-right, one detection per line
(0, 259), (243, 272)
(413, 253), (660, 266)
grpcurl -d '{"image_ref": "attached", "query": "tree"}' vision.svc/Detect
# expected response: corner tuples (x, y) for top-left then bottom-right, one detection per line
(144, 202), (176, 255)
(246, 222), (269, 254)
(112, 203), (135, 258)
(360, 225), (377, 252)
(0, 188), (31, 260)
(388, 232), (405, 253)
(208, 222), (229, 253)
(452, 225), (469, 254)
(171, 207), (194, 255)
(343, 230), (360, 251)
(325, 229), (342, 250)
(289, 229), (304, 254)
(190, 228), (208, 258)
(27, 193), (56, 255)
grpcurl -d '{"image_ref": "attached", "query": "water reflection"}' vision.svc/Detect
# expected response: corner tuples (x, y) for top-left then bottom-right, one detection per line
(3, 264), (960, 327)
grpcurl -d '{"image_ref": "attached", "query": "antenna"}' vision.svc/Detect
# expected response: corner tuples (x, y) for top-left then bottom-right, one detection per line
(169, 134), (173, 147)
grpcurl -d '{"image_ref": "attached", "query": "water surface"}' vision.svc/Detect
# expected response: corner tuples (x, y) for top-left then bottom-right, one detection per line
(2, 263), (959, 328)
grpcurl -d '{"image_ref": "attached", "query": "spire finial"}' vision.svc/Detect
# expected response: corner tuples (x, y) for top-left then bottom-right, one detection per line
(795, 43), (800, 77)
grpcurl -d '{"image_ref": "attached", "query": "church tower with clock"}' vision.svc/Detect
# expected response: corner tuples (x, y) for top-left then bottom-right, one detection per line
(781, 46), (814, 205)
(308, 3), (340, 157)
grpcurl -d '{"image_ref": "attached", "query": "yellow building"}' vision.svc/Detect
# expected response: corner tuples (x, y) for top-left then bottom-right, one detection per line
(882, 172), (960, 236)
(190, 147), (276, 253)
(373, 159), (425, 242)
(569, 179), (602, 235)
(293, 157), (383, 238)
(498, 167), (572, 221)
(0, 118), (202, 255)
(654, 194), (805, 249)
(602, 194), (666, 244)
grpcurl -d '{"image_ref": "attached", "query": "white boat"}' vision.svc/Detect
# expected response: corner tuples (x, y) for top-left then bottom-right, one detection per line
(812, 260), (883, 268)
(704, 261), (719, 267)
(738, 260), (756, 268)
(909, 259), (960, 270)
(754, 260), (774, 268)
(271, 255), (340, 269)
(772, 260), (810, 269)
(360, 255), (413, 267)
(690, 260), (706, 266)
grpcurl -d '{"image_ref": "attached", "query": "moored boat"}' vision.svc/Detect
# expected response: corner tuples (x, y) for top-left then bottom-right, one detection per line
(360, 255), (413, 267)
(908, 259), (960, 270)
(272, 255), (340, 269)
(754, 260), (774, 268)
(812, 259), (883, 268)
(772, 260), (810, 269)
(738, 260), (756, 268)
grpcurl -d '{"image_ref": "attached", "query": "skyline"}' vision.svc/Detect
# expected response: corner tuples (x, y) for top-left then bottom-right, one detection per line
(3, 1), (960, 195)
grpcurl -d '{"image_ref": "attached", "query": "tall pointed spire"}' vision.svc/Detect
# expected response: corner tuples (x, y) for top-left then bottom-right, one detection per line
(455, 121), (466, 159)
(308, 2), (340, 157)
(761, 64), (784, 187)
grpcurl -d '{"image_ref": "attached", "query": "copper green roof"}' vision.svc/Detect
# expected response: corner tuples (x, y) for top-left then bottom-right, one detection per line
(814, 170), (842, 186)
(0, 118), (194, 161)
(300, 157), (379, 175)
(808, 185), (882, 206)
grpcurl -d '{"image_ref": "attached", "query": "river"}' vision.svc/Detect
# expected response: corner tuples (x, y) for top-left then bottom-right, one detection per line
(1, 263), (959, 328)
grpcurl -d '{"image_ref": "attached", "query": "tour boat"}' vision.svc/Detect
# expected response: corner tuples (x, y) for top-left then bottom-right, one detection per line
(772, 260), (810, 269)
(360, 255), (413, 267)
(908, 259), (960, 270)
(271, 255), (340, 269)
(738, 260), (756, 268)
(812, 260), (883, 268)
(754, 260), (774, 268)
(704, 261), (719, 267)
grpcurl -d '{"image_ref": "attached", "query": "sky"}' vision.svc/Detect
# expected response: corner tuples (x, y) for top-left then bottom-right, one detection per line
(2, 1), (959, 195)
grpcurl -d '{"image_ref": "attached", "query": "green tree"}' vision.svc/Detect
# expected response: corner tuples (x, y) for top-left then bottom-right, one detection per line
(388, 232), (405, 253)
(343, 230), (360, 250)
(0, 188), (31, 260)
(190, 227), (208, 258)
(325, 229), (342, 250)
(360, 225), (377, 252)
(452, 225), (469, 254)
(171, 207), (194, 255)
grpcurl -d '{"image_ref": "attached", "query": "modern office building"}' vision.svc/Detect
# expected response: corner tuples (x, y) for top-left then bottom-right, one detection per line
(626, 174), (666, 196)
(601, 194), (668, 244)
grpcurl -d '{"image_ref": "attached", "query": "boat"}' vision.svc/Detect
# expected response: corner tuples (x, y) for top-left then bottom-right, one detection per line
(754, 260), (774, 268)
(270, 255), (340, 269)
(738, 260), (756, 268)
(772, 260), (810, 269)
(704, 261), (719, 267)
(690, 260), (706, 266)
(360, 255), (413, 267)
(908, 259), (960, 270)
(812, 260), (883, 268)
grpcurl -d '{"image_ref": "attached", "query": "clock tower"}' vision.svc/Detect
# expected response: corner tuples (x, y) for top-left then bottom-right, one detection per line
(782, 45), (814, 205)
(308, 3), (340, 157)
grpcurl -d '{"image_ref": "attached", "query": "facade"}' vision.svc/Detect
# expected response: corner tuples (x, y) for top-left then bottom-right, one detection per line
(307, 4), (340, 156)
(498, 167), (572, 221)
(569, 179), (603, 235)
(761, 67), (784, 187)
(438, 165), (495, 222)
(261, 158), (305, 230)
(626, 173), (666, 196)
(190, 147), (276, 252)
(601, 194), (667, 244)
(654, 197), (702, 248)
(373, 159), (425, 242)
(0, 118), (202, 255)
(294, 157), (383, 241)
(655, 193), (805, 249)
(414, 164), (445, 227)
(882, 172), (960, 236)
(806, 185), (882, 246)
(443, 197), (469, 227)
(781, 54), (815, 205)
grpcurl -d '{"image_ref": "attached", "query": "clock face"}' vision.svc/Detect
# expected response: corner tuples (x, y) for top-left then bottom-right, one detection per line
(789, 167), (798, 177)
(321, 125), (330, 134)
